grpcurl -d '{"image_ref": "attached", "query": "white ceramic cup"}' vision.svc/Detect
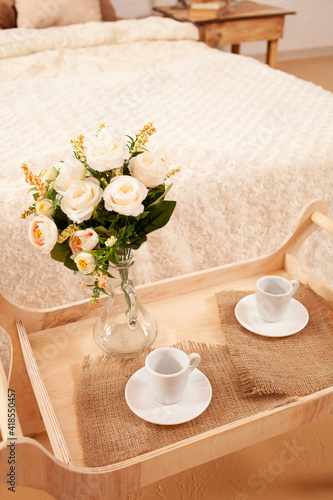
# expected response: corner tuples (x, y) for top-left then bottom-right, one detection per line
(255, 275), (299, 323)
(145, 347), (201, 405)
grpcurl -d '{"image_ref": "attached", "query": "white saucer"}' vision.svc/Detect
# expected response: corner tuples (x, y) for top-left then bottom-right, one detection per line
(125, 368), (212, 425)
(235, 294), (309, 337)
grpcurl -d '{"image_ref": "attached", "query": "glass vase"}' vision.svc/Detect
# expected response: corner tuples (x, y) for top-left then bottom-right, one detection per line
(93, 250), (158, 358)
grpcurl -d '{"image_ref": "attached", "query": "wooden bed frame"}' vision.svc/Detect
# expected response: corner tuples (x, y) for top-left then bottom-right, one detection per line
(0, 199), (332, 499)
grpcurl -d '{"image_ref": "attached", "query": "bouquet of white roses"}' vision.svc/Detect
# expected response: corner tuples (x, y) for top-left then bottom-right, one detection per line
(21, 123), (178, 305)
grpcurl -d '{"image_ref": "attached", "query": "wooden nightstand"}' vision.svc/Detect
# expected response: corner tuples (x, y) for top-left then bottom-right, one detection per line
(153, 1), (295, 68)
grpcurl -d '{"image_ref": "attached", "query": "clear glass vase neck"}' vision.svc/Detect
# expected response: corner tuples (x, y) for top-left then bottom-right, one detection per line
(93, 249), (157, 358)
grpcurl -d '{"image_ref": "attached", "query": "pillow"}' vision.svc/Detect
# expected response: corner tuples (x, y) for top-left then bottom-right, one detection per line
(16, 0), (103, 29)
(0, 0), (16, 29)
(100, 0), (116, 22)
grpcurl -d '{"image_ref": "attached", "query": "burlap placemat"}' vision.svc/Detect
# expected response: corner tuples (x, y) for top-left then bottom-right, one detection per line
(216, 285), (333, 397)
(77, 340), (291, 467)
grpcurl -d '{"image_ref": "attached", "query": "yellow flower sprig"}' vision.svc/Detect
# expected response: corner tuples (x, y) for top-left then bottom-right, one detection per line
(20, 206), (36, 219)
(57, 224), (80, 244)
(90, 268), (109, 306)
(96, 123), (105, 135)
(21, 163), (47, 195)
(70, 134), (86, 163)
(20, 163), (47, 218)
(132, 122), (156, 153)
(167, 167), (181, 178)
(97, 270), (107, 289)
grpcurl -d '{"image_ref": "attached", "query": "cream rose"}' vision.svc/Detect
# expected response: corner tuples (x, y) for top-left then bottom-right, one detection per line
(54, 157), (86, 195)
(128, 152), (168, 188)
(40, 166), (58, 182)
(84, 128), (127, 172)
(36, 199), (55, 217)
(103, 175), (148, 217)
(61, 177), (103, 224)
(69, 229), (99, 255)
(74, 252), (96, 274)
(29, 215), (58, 253)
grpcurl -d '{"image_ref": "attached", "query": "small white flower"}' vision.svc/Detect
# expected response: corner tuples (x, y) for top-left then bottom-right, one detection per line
(36, 199), (55, 217)
(40, 166), (58, 182)
(61, 177), (103, 223)
(54, 157), (87, 195)
(74, 252), (96, 274)
(103, 175), (148, 217)
(85, 127), (127, 172)
(29, 215), (58, 253)
(105, 236), (117, 247)
(69, 229), (99, 255)
(129, 152), (168, 188)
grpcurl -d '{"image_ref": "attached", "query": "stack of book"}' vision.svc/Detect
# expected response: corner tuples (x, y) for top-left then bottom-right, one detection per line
(189, 1), (230, 17)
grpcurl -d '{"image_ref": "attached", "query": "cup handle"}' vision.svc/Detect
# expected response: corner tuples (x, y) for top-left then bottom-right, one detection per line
(188, 353), (201, 374)
(290, 280), (299, 296)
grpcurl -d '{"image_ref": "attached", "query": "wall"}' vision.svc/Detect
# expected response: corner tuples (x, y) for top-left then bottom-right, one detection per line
(111, 0), (333, 60)
(238, 0), (333, 60)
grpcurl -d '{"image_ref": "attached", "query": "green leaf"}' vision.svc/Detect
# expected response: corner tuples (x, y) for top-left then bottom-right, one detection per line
(123, 164), (130, 176)
(105, 247), (120, 266)
(130, 151), (144, 158)
(126, 235), (147, 250)
(137, 211), (149, 220)
(51, 242), (70, 263)
(147, 183), (173, 208)
(94, 226), (112, 236)
(51, 242), (77, 271)
(143, 185), (165, 208)
(64, 252), (78, 271)
(135, 200), (176, 237)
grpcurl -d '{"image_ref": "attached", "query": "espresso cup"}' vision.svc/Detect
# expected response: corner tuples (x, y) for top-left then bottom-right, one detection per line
(145, 347), (201, 405)
(255, 276), (299, 323)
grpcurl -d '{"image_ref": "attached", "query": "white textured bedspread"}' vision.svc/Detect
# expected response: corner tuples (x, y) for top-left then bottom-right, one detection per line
(0, 18), (332, 308)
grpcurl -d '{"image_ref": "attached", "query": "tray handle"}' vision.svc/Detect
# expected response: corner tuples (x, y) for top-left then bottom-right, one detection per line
(311, 211), (333, 235)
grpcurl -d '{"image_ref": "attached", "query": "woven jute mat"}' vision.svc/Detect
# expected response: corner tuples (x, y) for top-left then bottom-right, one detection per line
(216, 285), (333, 397)
(77, 340), (290, 467)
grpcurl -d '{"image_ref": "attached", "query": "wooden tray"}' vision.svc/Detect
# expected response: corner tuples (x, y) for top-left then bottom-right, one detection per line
(0, 199), (332, 499)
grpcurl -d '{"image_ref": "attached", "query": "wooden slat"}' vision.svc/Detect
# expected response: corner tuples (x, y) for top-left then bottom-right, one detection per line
(16, 319), (72, 465)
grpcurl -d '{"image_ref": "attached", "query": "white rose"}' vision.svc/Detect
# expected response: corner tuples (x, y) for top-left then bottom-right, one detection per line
(128, 152), (168, 188)
(61, 177), (103, 223)
(40, 167), (58, 182)
(84, 128), (127, 172)
(29, 215), (58, 253)
(36, 199), (55, 217)
(74, 252), (96, 274)
(54, 157), (87, 195)
(69, 229), (99, 255)
(103, 175), (148, 217)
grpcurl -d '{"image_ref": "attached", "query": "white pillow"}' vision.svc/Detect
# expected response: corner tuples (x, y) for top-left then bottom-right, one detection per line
(16, 0), (102, 29)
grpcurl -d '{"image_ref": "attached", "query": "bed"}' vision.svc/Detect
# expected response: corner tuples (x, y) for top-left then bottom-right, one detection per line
(0, 15), (332, 309)
(0, 8), (333, 500)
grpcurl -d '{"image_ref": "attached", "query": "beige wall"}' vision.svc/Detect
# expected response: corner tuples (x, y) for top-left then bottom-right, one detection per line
(111, 0), (333, 60)
(238, 0), (333, 60)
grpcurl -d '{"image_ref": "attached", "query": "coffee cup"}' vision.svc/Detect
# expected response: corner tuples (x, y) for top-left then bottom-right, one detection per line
(145, 347), (201, 405)
(255, 276), (299, 323)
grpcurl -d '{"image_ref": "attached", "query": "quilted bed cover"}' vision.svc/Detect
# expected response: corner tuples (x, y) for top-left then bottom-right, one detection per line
(0, 17), (332, 308)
